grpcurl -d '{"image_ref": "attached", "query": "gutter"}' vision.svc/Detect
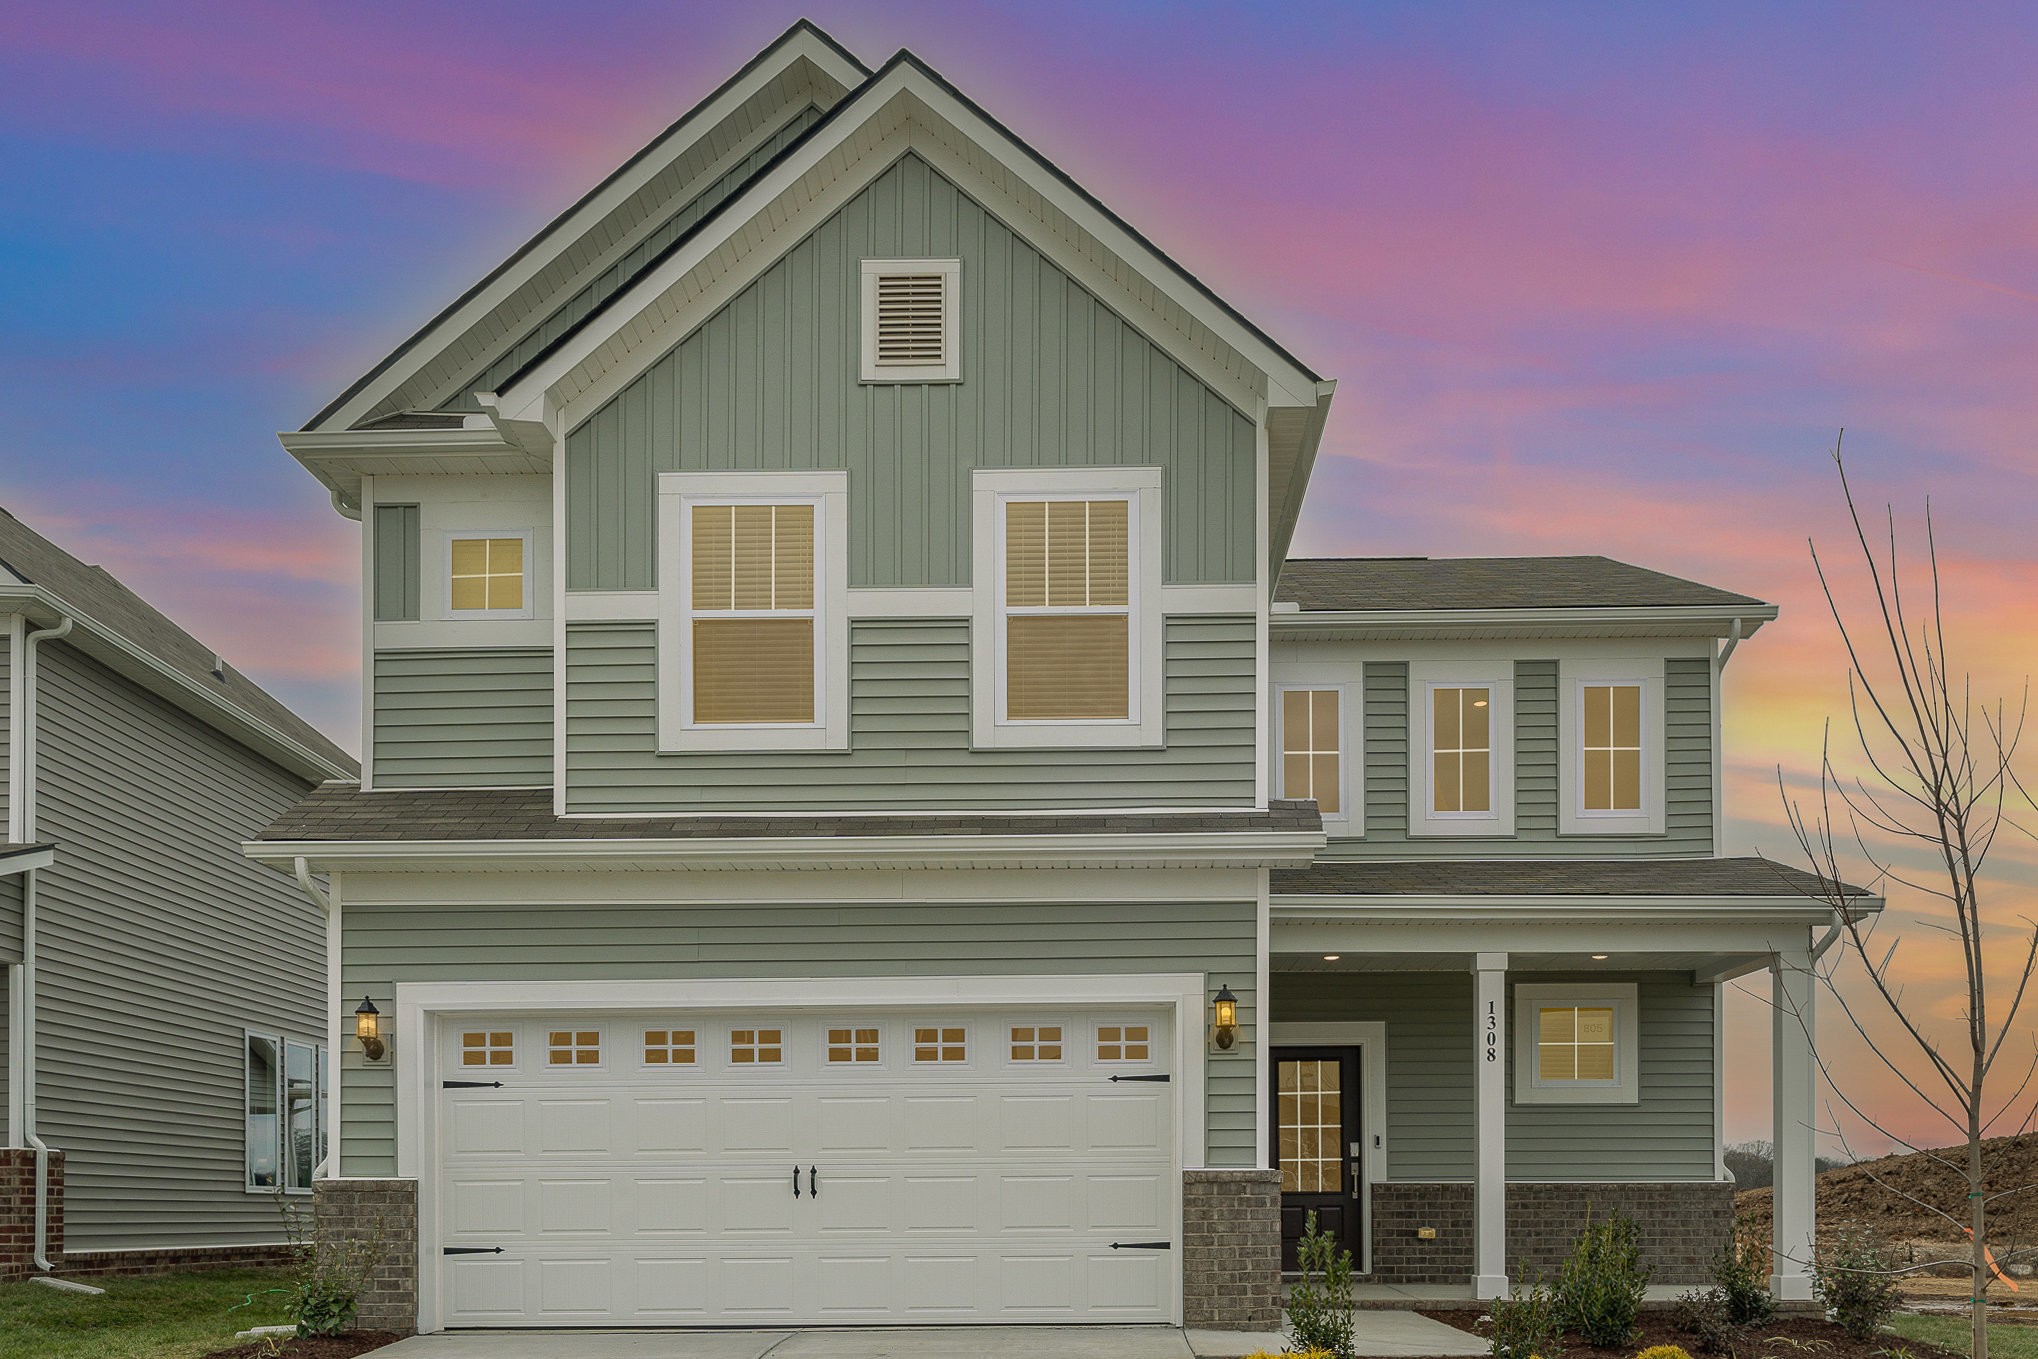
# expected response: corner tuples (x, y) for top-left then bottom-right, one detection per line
(15, 612), (72, 1272)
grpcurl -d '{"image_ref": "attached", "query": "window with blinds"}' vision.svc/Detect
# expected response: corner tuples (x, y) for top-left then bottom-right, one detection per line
(688, 502), (817, 725)
(1002, 498), (1131, 721)
(861, 258), (960, 381)
(1281, 689), (1341, 815)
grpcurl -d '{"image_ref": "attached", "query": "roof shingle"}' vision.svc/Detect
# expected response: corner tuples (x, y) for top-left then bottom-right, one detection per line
(1275, 556), (1766, 613)
(1272, 857), (1870, 900)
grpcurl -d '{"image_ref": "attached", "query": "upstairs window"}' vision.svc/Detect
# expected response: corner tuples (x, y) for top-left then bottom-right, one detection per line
(1279, 687), (1344, 817)
(1409, 663), (1514, 836)
(1558, 659), (1665, 836)
(1431, 686), (1492, 815)
(861, 258), (960, 382)
(1581, 684), (1643, 813)
(1003, 497), (1131, 722)
(444, 531), (531, 619)
(687, 502), (817, 726)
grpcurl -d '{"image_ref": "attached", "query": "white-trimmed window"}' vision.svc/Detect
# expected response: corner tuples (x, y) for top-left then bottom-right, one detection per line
(1409, 662), (1514, 836)
(458, 1029), (515, 1068)
(1009, 1025), (1064, 1062)
(1278, 686), (1347, 818)
(657, 471), (849, 752)
(826, 1026), (882, 1064)
(547, 1029), (602, 1067)
(245, 1031), (326, 1194)
(730, 1028), (785, 1065)
(860, 258), (960, 382)
(1558, 657), (1666, 835)
(972, 467), (1164, 750)
(913, 1026), (968, 1063)
(643, 1028), (696, 1066)
(1514, 983), (1639, 1105)
(443, 530), (532, 619)
(1096, 1023), (1152, 1062)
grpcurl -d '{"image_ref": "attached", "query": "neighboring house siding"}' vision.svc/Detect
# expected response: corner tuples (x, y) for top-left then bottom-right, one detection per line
(441, 106), (825, 414)
(371, 505), (421, 623)
(1273, 971), (1717, 1182)
(33, 642), (322, 1251)
(564, 151), (1257, 593)
(372, 648), (553, 789)
(338, 888), (1261, 1174)
(1327, 657), (1712, 859)
(563, 616), (1256, 813)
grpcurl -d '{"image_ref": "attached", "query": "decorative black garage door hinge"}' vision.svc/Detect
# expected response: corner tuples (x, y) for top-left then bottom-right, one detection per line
(442, 1246), (504, 1256)
(442, 1080), (503, 1089)
(1107, 1073), (1171, 1083)
(1109, 1241), (1173, 1250)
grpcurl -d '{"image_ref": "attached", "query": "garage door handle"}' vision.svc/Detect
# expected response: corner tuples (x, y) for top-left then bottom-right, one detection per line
(1108, 1073), (1171, 1083)
(808, 1165), (819, 1199)
(1110, 1241), (1172, 1250)
(792, 1165), (801, 1199)
(443, 1247), (503, 1256)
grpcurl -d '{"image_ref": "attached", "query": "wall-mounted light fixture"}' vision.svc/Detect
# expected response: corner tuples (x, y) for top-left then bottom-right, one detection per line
(354, 997), (387, 1062)
(1212, 983), (1238, 1051)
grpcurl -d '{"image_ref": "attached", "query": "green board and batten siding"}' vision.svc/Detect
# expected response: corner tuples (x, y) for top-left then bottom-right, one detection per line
(564, 152), (1256, 594)
(371, 504), (421, 623)
(372, 648), (553, 788)
(1274, 972), (1717, 1181)
(1328, 656), (1713, 858)
(337, 895), (1262, 1174)
(564, 616), (1255, 813)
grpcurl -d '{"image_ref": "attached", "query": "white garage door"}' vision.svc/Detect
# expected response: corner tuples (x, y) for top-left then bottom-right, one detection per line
(434, 1007), (1177, 1326)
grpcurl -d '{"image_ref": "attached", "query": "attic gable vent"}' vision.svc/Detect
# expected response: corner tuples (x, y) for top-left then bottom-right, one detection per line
(861, 258), (960, 383)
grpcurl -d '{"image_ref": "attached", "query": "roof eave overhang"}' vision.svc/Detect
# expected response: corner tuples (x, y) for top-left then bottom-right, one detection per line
(278, 426), (541, 506)
(1269, 602), (1779, 642)
(1273, 892), (1879, 926)
(248, 828), (1328, 874)
(0, 844), (56, 877)
(0, 584), (353, 784)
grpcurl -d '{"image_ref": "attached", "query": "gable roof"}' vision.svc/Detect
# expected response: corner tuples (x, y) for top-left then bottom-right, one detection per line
(0, 506), (354, 782)
(1276, 556), (1768, 612)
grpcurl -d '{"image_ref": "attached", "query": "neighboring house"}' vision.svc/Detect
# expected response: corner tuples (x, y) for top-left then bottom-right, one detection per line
(252, 22), (1866, 1335)
(0, 508), (357, 1281)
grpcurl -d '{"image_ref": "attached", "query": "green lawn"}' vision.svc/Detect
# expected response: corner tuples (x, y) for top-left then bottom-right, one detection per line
(0, 1268), (296, 1359)
(1890, 1312), (2038, 1359)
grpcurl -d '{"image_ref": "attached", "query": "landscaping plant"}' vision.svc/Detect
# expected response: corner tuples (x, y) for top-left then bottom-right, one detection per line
(1284, 1212), (1357, 1359)
(1712, 1219), (1777, 1327)
(1810, 1229), (1903, 1341)
(1636, 1347), (1694, 1359)
(1489, 1278), (1564, 1359)
(273, 1193), (386, 1339)
(1556, 1209), (1651, 1347)
(1672, 1287), (1738, 1356)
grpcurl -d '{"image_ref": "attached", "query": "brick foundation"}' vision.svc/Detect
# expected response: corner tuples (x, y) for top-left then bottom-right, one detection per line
(55, 1243), (298, 1278)
(314, 1178), (418, 1335)
(1367, 1181), (1735, 1287)
(0, 1147), (64, 1283)
(1183, 1168), (1282, 1329)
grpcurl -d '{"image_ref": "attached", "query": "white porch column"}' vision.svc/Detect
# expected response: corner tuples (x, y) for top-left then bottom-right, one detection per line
(1474, 951), (1509, 1298)
(1770, 948), (1817, 1301)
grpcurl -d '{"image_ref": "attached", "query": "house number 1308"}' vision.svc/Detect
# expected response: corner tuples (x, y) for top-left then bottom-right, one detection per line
(1485, 1001), (1498, 1061)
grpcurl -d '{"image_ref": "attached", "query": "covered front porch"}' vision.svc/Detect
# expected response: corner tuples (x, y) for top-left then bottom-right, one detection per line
(1264, 857), (1877, 1301)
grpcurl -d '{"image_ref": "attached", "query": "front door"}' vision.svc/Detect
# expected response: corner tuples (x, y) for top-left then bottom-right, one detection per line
(1271, 1047), (1361, 1272)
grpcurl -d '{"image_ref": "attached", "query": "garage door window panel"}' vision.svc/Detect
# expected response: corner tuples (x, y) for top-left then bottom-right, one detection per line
(731, 1027), (785, 1065)
(643, 1028), (696, 1066)
(913, 1026), (967, 1063)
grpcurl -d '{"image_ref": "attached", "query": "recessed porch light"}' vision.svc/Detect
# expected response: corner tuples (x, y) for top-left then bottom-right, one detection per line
(1591, 954), (1610, 961)
(1323, 954), (1341, 962)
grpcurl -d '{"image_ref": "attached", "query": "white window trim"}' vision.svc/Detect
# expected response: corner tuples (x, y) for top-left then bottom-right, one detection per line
(1408, 661), (1515, 837)
(970, 466), (1165, 750)
(542, 1023), (607, 1072)
(1272, 680), (1358, 825)
(438, 528), (534, 621)
(1558, 657), (1666, 836)
(655, 470), (850, 753)
(860, 257), (961, 382)
(1513, 982), (1640, 1105)
(244, 1029), (325, 1196)
(822, 1019), (886, 1066)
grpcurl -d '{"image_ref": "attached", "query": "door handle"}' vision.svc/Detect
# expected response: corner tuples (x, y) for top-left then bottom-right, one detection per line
(809, 1165), (819, 1199)
(793, 1165), (801, 1199)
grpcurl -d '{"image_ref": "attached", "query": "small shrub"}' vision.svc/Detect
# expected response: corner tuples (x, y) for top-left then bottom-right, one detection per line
(1674, 1287), (1738, 1356)
(1637, 1347), (1694, 1359)
(1491, 1278), (1565, 1359)
(268, 1192), (388, 1339)
(1285, 1212), (1357, 1359)
(1810, 1229), (1902, 1341)
(1557, 1209), (1652, 1347)
(1712, 1218), (1776, 1326)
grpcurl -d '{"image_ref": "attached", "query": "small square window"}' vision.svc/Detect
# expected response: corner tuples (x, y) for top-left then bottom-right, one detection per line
(731, 1028), (784, 1065)
(460, 1030), (514, 1067)
(1515, 983), (1638, 1104)
(644, 1029), (696, 1065)
(1010, 1025), (1063, 1062)
(448, 535), (526, 613)
(827, 1027), (882, 1064)
(1097, 1024), (1151, 1062)
(547, 1030), (600, 1066)
(913, 1027), (967, 1063)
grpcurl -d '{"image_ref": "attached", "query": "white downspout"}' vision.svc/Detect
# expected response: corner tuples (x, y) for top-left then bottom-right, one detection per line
(292, 857), (337, 1181)
(20, 613), (72, 1272)
(6, 614), (24, 1149)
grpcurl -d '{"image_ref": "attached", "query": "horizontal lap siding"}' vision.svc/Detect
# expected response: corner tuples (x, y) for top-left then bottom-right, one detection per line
(33, 643), (323, 1251)
(1272, 972), (1716, 1181)
(373, 649), (553, 788)
(564, 618), (1255, 812)
(1333, 658), (1712, 858)
(339, 896), (1260, 1174)
(564, 152), (1255, 593)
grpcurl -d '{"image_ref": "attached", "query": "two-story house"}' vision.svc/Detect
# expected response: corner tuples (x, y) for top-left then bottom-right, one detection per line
(251, 22), (1859, 1336)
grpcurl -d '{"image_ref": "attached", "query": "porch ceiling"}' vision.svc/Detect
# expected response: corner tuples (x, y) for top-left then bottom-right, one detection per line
(1272, 949), (1758, 977)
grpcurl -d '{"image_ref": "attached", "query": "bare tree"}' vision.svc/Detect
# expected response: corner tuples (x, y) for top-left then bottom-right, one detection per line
(1777, 434), (2038, 1359)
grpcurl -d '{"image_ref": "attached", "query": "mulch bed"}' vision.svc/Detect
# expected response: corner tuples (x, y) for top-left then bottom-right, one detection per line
(202, 1332), (403, 1358)
(1417, 1310), (1966, 1359)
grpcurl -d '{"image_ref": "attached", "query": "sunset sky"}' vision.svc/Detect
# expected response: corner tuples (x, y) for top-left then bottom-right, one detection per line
(4, 1), (2035, 1153)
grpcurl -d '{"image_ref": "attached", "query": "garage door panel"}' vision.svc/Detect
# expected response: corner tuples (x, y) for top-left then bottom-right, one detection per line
(1088, 1172), (1169, 1232)
(815, 1095), (891, 1154)
(632, 1256), (710, 1318)
(718, 1096), (796, 1155)
(716, 1255), (800, 1315)
(636, 1176), (709, 1234)
(444, 1253), (526, 1319)
(534, 1256), (613, 1316)
(814, 1252), (893, 1315)
(535, 1099), (611, 1155)
(633, 1097), (709, 1155)
(720, 1171), (801, 1234)
(901, 1094), (978, 1152)
(813, 1171), (891, 1234)
(445, 1098), (522, 1157)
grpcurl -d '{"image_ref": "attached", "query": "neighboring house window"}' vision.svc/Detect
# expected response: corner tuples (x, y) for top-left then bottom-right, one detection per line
(913, 1027), (967, 1063)
(972, 468), (1164, 750)
(1279, 687), (1344, 817)
(1096, 1024), (1151, 1062)
(1513, 983), (1639, 1105)
(246, 1032), (326, 1193)
(860, 258), (961, 382)
(443, 531), (531, 619)
(1558, 658), (1666, 835)
(1010, 1025), (1063, 1061)
(656, 471), (849, 752)
(1409, 662), (1515, 836)
(644, 1029), (697, 1065)
(827, 1027), (882, 1064)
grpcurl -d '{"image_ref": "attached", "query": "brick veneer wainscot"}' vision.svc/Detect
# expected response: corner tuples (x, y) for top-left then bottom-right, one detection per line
(1183, 1168), (1282, 1329)
(314, 1178), (418, 1334)
(0, 1147), (63, 1283)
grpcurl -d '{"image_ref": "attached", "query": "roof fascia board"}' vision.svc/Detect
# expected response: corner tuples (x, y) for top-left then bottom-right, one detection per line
(0, 583), (352, 784)
(1274, 893), (1876, 921)
(1272, 916), (1829, 960)
(1268, 383), (1336, 576)
(309, 23), (870, 433)
(1270, 603), (1780, 640)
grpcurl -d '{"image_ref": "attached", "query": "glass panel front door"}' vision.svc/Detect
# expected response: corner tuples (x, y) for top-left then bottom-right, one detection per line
(1271, 1046), (1362, 1271)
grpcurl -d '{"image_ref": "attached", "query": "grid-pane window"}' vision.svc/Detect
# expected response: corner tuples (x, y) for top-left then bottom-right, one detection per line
(547, 1030), (600, 1066)
(1281, 689), (1341, 815)
(449, 536), (524, 611)
(459, 1030), (514, 1067)
(1277, 1058), (1344, 1194)
(1010, 1026), (1063, 1061)
(690, 503), (817, 725)
(1003, 499), (1130, 721)
(1432, 686), (1493, 813)
(1538, 1006), (1617, 1082)
(827, 1027), (882, 1064)
(1097, 1024), (1150, 1062)
(731, 1028), (784, 1065)
(914, 1027), (967, 1063)
(1582, 684), (1643, 812)
(644, 1029), (696, 1065)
